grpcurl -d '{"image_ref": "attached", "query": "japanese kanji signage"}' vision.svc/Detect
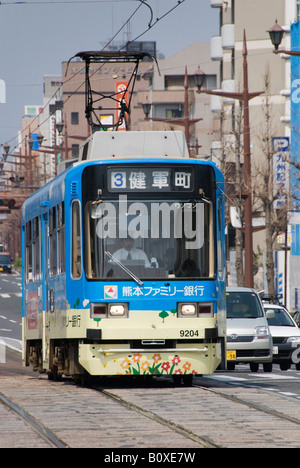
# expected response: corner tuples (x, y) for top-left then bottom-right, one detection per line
(107, 167), (193, 192)
(103, 284), (205, 299)
(272, 137), (290, 209)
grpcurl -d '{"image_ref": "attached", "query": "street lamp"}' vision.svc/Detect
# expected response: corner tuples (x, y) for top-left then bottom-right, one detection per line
(56, 122), (64, 135)
(200, 30), (264, 288)
(142, 100), (151, 119)
(267, 20), (285, 51)
(3, 144), (10, 159)
(267, 20), (297, 304)
(267, 20), (300, 57)
(194, 66), (206, 93)
(142, 66), (205, 155)
(36, 133), (44, 146)
(9, 174), (25, 186)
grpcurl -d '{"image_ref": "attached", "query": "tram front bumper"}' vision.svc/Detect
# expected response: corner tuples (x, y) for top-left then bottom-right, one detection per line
(78, 342), (222, 376)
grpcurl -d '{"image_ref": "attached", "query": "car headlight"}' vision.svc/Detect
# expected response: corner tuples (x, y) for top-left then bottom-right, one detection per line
(287, 336), (300, 343)
(255, 326), (269, 339)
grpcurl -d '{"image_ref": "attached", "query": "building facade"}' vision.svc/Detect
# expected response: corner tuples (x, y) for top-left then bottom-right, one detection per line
(210, 0), (300, 309)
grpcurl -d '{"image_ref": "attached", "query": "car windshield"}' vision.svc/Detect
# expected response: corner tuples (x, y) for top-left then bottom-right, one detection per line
(266, 307), (295, 327)
(0, 254), (10, 265)
(226, 291), (263, 318)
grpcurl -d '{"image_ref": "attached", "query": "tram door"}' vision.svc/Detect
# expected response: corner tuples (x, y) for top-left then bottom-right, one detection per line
(42, 211), (50, 369)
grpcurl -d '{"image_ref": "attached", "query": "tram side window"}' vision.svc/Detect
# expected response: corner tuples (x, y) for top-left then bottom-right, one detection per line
(32, 216), (40, 281)
(26, 221), (32, 283)
(217, 199), (224, 278)
(49, 207), (57, 277)
(71, 200), (82, 278)
(57, 202), (65, 274)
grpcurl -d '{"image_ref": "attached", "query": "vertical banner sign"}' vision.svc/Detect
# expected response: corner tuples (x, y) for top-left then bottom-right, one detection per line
(272, 137), (290, 209)
(116, 81), (129, 131)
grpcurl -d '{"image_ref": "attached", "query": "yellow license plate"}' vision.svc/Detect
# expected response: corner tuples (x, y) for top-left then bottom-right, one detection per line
(227, 350), (236, 361)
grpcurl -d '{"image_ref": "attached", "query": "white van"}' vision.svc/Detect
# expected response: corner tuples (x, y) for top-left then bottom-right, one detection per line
(226, 287), (273, 372)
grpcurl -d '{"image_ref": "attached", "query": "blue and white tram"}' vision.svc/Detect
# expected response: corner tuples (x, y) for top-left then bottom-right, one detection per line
(22, 131), (226, 383)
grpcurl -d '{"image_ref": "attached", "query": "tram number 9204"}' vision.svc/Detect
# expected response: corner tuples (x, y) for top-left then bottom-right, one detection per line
(180, 330), (199, 338)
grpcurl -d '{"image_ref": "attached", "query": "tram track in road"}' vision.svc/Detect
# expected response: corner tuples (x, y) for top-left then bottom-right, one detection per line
(1, 378), (300, 448)
(0, 392), (69, 449)
(194, 383), (300, 428)
(3, 352), (300, 448)
(98, 387), (221, 449)
(91, 375), (300, 448)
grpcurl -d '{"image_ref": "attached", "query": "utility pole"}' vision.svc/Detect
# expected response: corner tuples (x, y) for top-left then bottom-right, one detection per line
(201, 30), (263, 288)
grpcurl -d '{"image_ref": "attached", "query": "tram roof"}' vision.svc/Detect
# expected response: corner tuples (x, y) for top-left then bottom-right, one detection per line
(78, 131), (190, 162)
(21, 131), (224, 221)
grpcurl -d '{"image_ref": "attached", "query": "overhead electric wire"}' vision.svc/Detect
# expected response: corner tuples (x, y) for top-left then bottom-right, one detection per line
(120, 0), (186, 49)
(101, 1), (143, 51)
(0, 1), (135, 5)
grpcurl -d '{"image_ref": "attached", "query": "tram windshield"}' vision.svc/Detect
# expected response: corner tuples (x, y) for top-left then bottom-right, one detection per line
(84, 198), (214, 280)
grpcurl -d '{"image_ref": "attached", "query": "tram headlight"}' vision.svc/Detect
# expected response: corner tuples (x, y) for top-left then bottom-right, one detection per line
(90, 303), (128, 319)
(108, 304), (128, 317)
(177, 302), (214, 318)
(178, 303), (197, 317)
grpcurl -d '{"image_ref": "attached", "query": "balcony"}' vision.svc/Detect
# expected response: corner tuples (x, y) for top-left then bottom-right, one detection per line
(210, 36), (223, 61)
(210, 0), (223, 7)
(222, 24), (235, 50)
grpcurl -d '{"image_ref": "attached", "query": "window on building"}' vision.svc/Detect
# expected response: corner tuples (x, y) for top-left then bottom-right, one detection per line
(71, 112), (79, 125)
(164, 75), (183, 90)
(72, 144), (79, 158)
(166, 108), (183, 119)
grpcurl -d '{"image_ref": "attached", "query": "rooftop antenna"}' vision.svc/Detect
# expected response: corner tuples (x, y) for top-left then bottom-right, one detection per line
(126, 18), (132, 44)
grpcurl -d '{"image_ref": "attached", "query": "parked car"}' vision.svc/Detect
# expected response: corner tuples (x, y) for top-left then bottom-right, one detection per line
(0, 252), (12, 274)
(263, 303), (300, 371)
(226, 287), (273, 372)
(292, 310), (300, 328)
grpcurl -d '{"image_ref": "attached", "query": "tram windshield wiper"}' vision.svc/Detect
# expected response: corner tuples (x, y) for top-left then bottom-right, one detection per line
(105, 251), (144, 286)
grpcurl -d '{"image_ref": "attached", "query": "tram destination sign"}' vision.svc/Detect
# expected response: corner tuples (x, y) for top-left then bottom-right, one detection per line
(107, 166), (194, 192)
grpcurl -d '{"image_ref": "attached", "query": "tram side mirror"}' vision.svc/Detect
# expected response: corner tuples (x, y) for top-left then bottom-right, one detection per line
(91, 202), (104, 219)
(230, 206), (242, 229)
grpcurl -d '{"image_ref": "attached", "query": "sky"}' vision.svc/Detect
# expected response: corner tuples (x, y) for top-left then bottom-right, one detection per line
(0, 0), (219, 149)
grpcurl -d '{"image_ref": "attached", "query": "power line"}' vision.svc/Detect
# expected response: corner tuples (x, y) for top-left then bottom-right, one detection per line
(2, 0), (189, 149)
(121, 0), (187, 49)
(0, 1), (133, 5)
